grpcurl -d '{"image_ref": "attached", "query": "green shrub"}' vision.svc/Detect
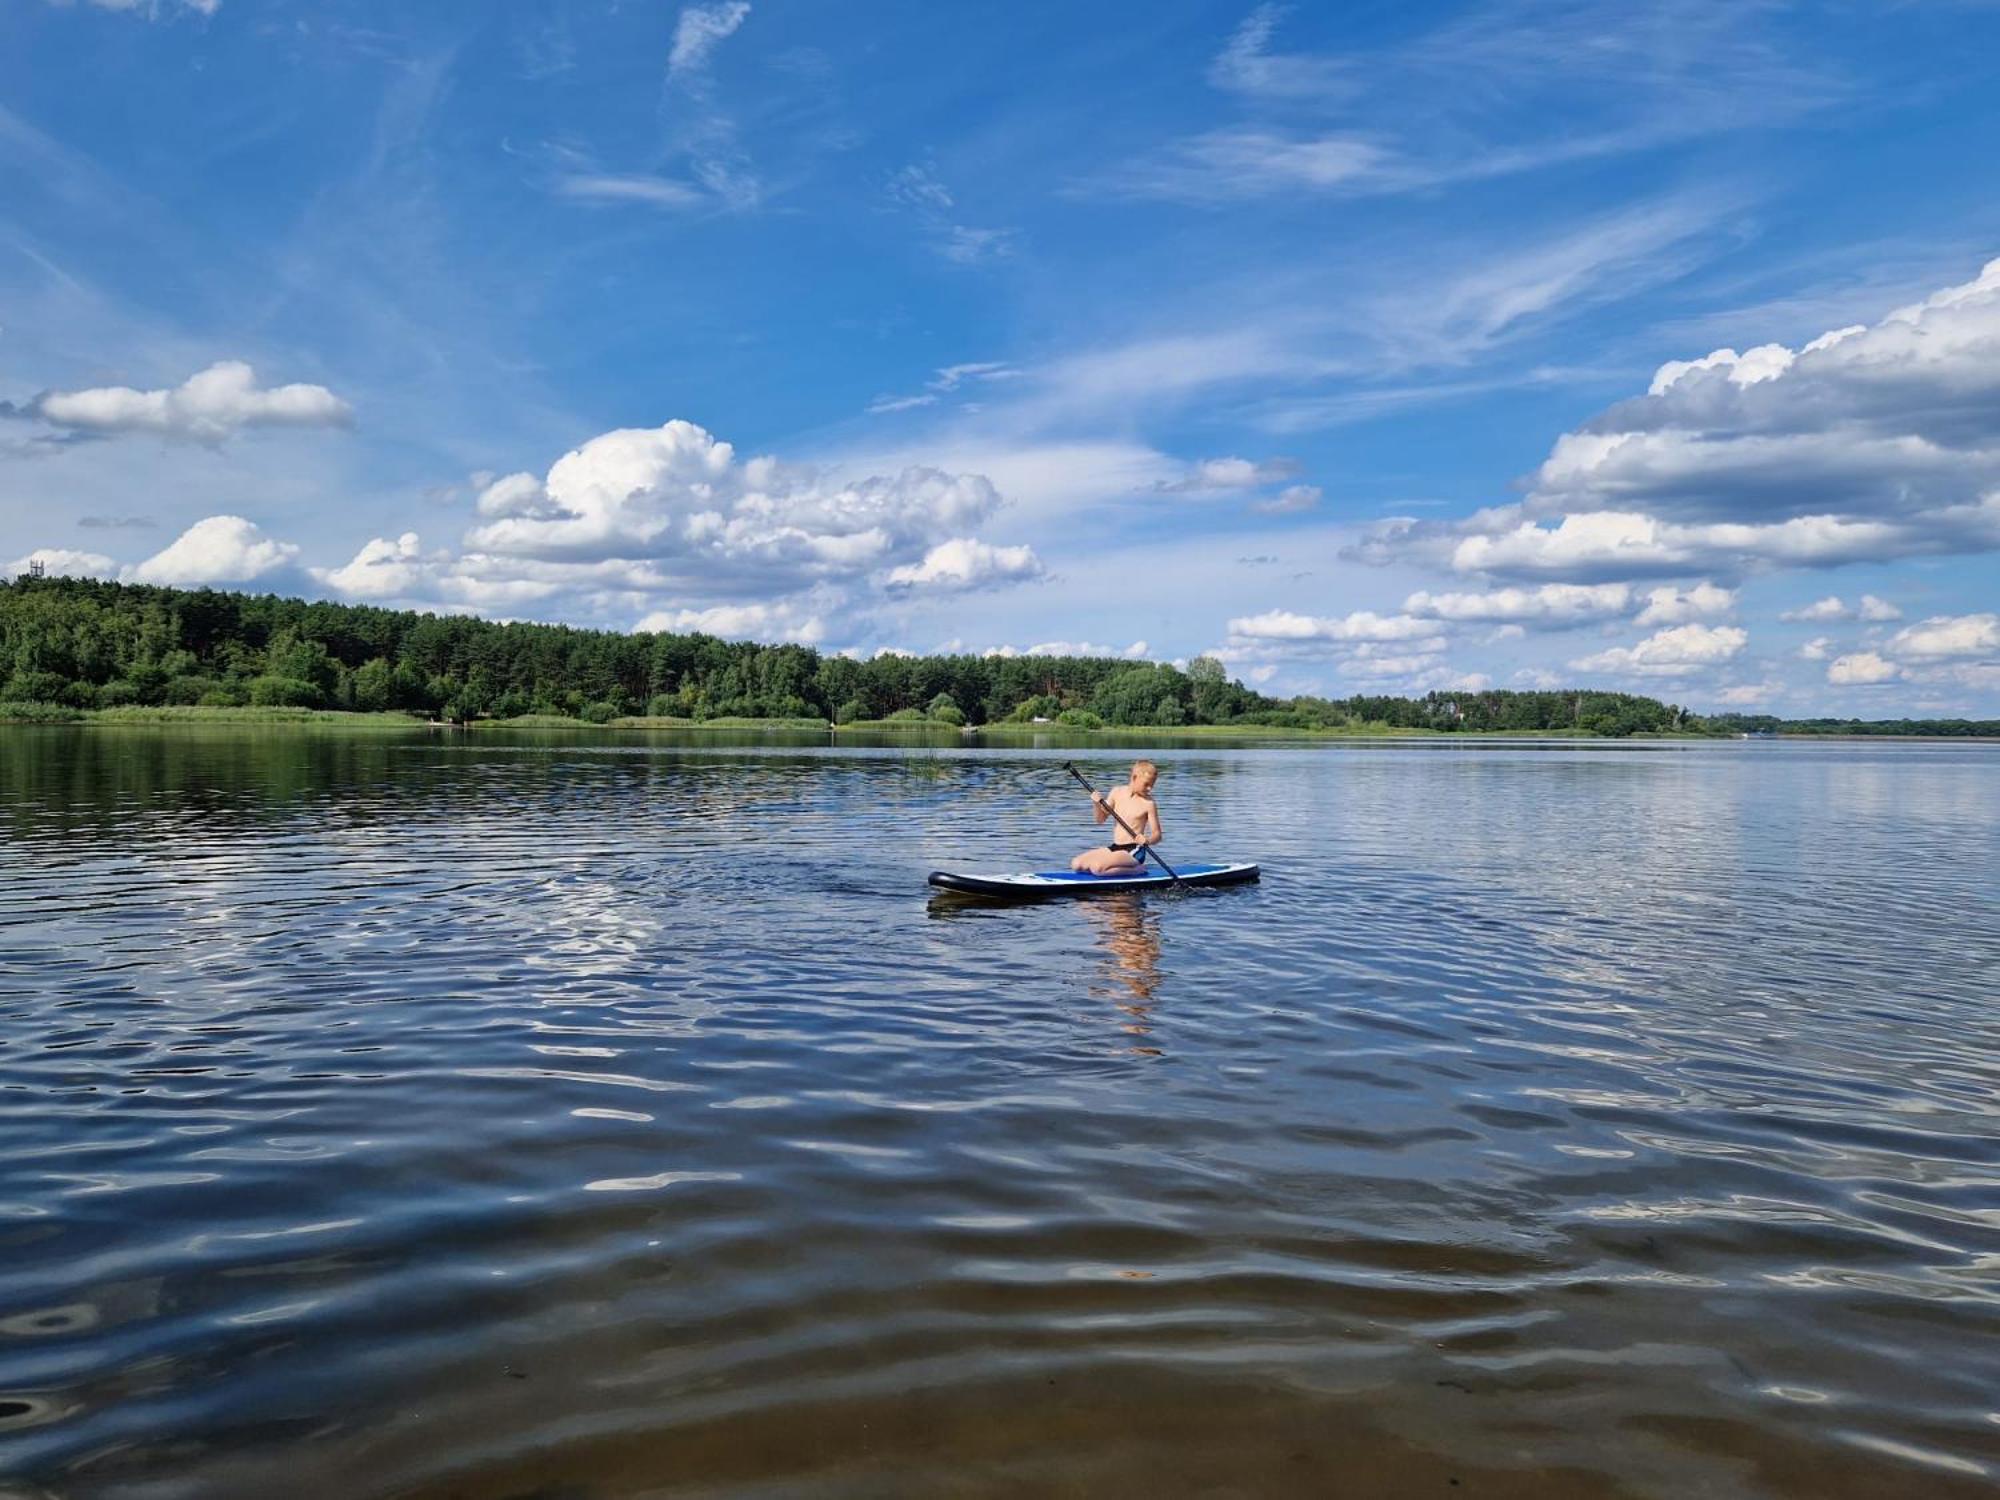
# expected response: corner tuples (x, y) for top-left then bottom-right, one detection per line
(1056, 708), (1103, 729)
(200, 682), (251, 707)
(96, 679), (142, 707)
(885, 707), (927, 722)
(248, 676), (324, 708)
(835, 698), (865, 725)
(163, 675), (216, 705)
(60, 679), (104, 708)
(580, 700), (618, 724)
(5, 671), (69, 702)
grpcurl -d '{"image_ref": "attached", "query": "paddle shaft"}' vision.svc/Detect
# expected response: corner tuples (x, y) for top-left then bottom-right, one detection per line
(1063, 762), (1184, 887)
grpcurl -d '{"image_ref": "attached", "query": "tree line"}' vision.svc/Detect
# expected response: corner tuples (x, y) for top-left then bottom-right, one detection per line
(4, 574), (1706, 734)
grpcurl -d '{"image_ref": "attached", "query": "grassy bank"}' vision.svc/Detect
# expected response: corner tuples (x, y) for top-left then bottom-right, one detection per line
(0, 703), (439, 728)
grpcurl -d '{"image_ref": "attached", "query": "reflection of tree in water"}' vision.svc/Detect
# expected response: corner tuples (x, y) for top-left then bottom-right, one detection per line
(1080, 894), (1163, 1054)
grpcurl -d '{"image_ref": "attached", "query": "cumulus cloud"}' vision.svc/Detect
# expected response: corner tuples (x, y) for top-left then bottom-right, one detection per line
(130, 515), (299, 586)
(634, 601), (824, 644)
(1634, 581), (1736, 626)
(1827, 651), (1899, 685)
(1227, 608), (1444, 644)
(1886, 613), (1999, 660)
(1569, 622), (1747, 677)
(1352, 257), (2000, 583)
(461, 420), (1008, 592)
(1402, 579), (1733, 628)
(32, 361), (351, 442)
(7, 547), (117, 579)
(977, 639), (1150, 660)
(1357, 501), (2000, 583)
(1799, 636), (1832, 661)
(1154, 455), (1301, 493)
(1780, 593), (1902, 623)
(312, 532), (562, 612)
(881, 537), (1043, 593)
(1405, 581), (1633, 624)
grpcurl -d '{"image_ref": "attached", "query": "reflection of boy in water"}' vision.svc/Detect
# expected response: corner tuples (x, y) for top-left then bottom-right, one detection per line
(1070, 760), (1162, 874)
(1084, 897), (1163, 1053)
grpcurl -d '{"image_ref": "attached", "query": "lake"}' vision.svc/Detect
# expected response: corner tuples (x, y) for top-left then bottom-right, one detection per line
(1, 727), (1996, 1499)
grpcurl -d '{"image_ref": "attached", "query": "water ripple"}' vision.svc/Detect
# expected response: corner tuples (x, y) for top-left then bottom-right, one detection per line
(2, 730), (1997, 1498)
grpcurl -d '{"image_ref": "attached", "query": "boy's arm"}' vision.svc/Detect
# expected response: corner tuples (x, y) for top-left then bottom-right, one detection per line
(1092, 791), (1110, 826)
(1145, 798), (1163, 845)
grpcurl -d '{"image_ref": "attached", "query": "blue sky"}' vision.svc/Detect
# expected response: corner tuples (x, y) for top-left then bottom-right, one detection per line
(3, 0), (1997, 714)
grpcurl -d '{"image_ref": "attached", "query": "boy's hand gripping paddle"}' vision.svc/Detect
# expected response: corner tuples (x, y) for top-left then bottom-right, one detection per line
(1063, 761), (1185, 888)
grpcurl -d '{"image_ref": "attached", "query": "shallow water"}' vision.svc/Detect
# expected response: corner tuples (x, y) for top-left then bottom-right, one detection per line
(1, 727), (1996, 1499)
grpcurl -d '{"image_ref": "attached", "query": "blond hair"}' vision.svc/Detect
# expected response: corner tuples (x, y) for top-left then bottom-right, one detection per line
(1131, 759), (1158, 779)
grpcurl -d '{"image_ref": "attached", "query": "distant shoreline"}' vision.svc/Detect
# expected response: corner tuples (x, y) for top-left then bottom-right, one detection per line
(4, 705), (1994, 741)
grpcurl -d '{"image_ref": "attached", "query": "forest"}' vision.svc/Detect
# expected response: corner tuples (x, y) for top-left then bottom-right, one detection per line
(3, 574), (1719, 735)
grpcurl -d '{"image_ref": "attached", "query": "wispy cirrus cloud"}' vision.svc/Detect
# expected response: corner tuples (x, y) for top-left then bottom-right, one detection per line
(887, 164), (1017, 265)
(1094, 1), (1841, 205)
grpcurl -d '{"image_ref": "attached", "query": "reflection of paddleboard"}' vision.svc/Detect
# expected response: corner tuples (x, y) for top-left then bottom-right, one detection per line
(927, 861), (1260, 898)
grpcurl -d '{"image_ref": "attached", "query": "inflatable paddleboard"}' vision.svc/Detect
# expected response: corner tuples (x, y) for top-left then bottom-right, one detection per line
(928, 861), (1259, 898)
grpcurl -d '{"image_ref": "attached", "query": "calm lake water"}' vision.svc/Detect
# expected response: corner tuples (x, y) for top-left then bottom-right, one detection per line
(1, 727), (1996, 1499)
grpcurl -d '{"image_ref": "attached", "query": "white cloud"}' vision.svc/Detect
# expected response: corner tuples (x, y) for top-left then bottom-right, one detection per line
(554, 174), (706, 210)
(1524, 257), (2000, 530)
(65, 0), (219, 17)
(1390, 502), (1999, 583)
(634, 601), (824, 645)
(1570, 623), (1747, 677)
(881, 537), (1042, 593)
(1208, 3), (1349, 99)
(1781, 595), (1851, 622)
(34, 361), (351, 442)
(1633, 581), (1735, 626)
(887, 165), (1016, 265)
(1226, 609), (1444, 644)
(6, 547), (117, 579)
(668, 2), (749, 75)
(978, 639), (1149, 660)
(1799, 636), (1832, 661)
(1827, 651), (1900, 685)
(1108, 128), (1389, 203)
(1253, 484), (1323, 515)
(1405, 581), (1631, 624)
(1858, 594), (1903, 622)
(1353, 257), (2000, 583)
(1401, 578), (1733, 628)
(1886, 613), (1999, 660)
(1714, 680), (1783, 705)
(461, 421), (1006, 594)
(130, 515), (299, 586)
(867, 361), (1021, 417)
(1154, 456), (1300, 493)
(1780, 593), (1903, 623)
(867, 394), (938, 415)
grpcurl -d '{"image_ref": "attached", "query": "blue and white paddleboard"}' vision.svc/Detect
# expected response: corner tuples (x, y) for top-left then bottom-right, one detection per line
(927, 861), (1259, 898)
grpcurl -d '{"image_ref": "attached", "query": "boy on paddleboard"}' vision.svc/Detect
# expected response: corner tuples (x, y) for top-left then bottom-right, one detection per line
(1070, 760), (1163, 875)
